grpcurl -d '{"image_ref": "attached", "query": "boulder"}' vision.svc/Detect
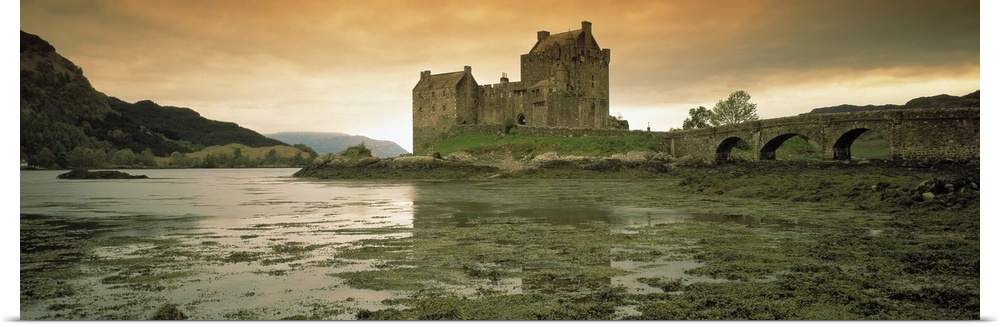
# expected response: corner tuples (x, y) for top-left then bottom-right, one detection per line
(150, 303), (187, 320)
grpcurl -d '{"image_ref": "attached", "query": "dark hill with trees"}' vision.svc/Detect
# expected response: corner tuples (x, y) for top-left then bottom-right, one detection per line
(110, 98), (286, 149)
(20, 30), (286, 168)
(808, 90), (979, 114)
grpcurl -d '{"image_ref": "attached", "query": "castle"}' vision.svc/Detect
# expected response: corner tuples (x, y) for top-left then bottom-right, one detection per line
(412, 21), (627, 153)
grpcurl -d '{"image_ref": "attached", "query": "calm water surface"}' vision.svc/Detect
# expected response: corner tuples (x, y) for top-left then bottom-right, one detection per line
(20, 168), (738, 319)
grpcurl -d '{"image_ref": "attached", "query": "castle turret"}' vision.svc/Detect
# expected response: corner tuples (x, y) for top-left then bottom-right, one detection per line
(554, 62), (568, 90)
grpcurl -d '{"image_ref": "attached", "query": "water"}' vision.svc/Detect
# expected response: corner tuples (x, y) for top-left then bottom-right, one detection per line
(19, 168), (752, 320)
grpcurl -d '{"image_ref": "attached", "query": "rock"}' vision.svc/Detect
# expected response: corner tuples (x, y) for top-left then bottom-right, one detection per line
(150, 303), (187, 320)
(312, 154), (380, 168)
(56, 169), (148, 179)
(921, 192), (935, 202)
(444, 151), (475, 163)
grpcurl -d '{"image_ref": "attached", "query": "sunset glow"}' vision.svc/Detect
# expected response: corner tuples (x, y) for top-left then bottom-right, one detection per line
(20, 0), (980, 152)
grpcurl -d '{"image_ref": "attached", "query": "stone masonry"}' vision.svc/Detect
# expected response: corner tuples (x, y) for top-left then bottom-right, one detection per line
(412, 21), (625, 153)
(661, 108), (980, 163)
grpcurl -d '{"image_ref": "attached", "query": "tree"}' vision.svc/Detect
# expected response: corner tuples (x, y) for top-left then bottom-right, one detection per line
(682, 106), (712, 130)
(67, 146), (105, 168)
(31, 147), (57, 168)
(110, 148), (136, 167)
(230, 147), (249, 167)
(263, 148), (279, 166)
(138, 148), (157, 167)
(709, 90), (759, 127)
(202, 154), (220, 168)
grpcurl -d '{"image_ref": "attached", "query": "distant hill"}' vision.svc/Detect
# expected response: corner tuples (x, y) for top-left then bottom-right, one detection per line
(20, 30), (287, 168)
(266, 132), (409, 158)
(808, 90), (979, 114)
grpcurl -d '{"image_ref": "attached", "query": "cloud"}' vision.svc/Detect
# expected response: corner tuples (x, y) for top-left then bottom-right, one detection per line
(21, 0), (980, 152)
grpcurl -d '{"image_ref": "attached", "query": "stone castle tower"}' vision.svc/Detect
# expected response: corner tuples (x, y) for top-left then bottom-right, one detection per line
(412, 21), (622, 153)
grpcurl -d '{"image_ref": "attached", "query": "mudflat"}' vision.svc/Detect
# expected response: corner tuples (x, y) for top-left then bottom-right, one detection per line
(21, 162), (980, 319)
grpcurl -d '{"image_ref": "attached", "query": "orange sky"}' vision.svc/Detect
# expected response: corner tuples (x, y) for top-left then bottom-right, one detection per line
(19, 0), (981, 152)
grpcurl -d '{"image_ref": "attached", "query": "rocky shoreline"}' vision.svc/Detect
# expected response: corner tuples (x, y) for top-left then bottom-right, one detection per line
(294, 151), (979, 214)
(293, 151), (689, 179)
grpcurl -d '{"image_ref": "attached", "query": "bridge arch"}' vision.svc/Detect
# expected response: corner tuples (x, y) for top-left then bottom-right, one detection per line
(833, 128), (874, 160)
(715, 137), (750, 163)
(759, 133), (808, 160)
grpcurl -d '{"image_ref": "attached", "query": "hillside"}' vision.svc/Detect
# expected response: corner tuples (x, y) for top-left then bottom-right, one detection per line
(266, 132), (409, 158)
(110, 97), (286, 149)
(20, 30), (187, 165)
(20, 30), (287, 168)
(155, 143), (314, 168)
(808, 90), (979, 114)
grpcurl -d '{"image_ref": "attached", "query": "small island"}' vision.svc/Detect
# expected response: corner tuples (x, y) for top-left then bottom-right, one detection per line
(57, 169), (148, 180)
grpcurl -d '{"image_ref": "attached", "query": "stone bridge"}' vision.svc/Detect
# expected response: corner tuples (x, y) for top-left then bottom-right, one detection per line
(657, 108), (979, 163)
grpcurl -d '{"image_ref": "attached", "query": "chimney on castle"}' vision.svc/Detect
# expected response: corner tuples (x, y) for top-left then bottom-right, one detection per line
(581, 21), (592, 35)
(582, 21), (592, 49)
(501, 72), (509, 83)
(464, 66), (472, 74)
(537, 30), (550, 41)
(420, 70), (430, 80)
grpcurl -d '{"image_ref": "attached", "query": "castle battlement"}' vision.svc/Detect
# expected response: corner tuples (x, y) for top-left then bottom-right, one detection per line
(412, 21), (623, 153)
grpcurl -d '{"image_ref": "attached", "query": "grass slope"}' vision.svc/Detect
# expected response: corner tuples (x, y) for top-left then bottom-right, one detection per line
(422, 132), (659, 158)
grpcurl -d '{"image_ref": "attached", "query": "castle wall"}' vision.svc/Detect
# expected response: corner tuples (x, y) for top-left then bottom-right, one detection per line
(455, 74), (479, 125)
(412, 69), (477, 152)
(479, 81), (526, 125)
(448, 124), (650, 138)
(412, 22), (620, 153)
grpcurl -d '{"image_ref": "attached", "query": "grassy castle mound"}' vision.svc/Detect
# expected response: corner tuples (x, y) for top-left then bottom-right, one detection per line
(292, 131), (902, 180)
(292, 143), (500, 179)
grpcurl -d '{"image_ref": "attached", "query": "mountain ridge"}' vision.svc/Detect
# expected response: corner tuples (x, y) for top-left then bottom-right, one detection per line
(20, 30), (290, 167)
(266, 132), (409, 158)
(808, 90), (979, 114)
